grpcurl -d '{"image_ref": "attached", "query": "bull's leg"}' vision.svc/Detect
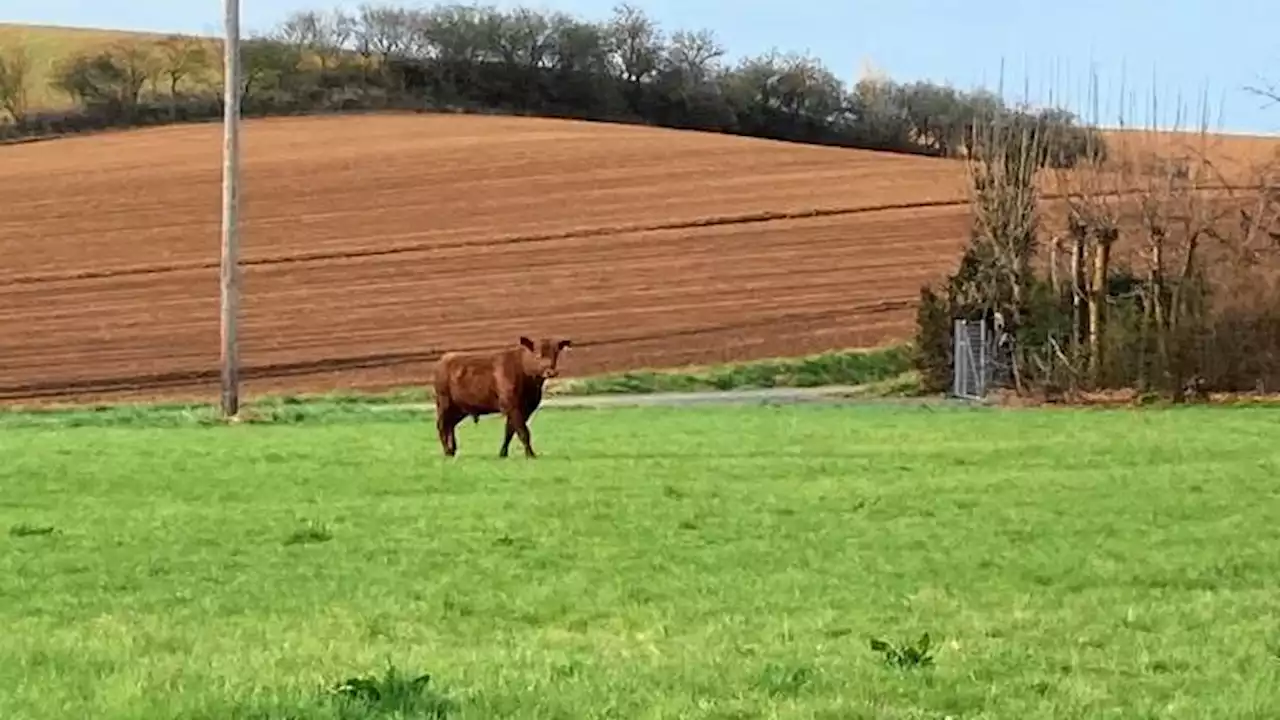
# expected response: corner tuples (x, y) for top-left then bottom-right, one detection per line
(436, 413), (455, 456)
(437, 406), (462, 457)
(435, 400), (452, 456)
(510, 411), (536, 459)
(498, 418), (516, 458)
(445, 413), (461, 456)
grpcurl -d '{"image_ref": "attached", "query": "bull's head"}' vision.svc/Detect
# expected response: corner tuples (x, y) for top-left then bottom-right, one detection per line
(519, 336), (573, 379)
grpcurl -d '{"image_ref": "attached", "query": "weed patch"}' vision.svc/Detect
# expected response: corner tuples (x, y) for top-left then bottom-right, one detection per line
(328, 664), (452, 718)
(8, 522), (56, 537)
(284, 520), (333, 546)
(869, 633), (936, 670)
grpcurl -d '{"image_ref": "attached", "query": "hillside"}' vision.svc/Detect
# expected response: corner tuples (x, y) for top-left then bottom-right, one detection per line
(0, 23), (189, 112)
(0, 113), (980, 403)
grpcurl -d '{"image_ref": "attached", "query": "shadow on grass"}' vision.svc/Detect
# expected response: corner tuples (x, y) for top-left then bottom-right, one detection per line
(439, 451), (876, 461)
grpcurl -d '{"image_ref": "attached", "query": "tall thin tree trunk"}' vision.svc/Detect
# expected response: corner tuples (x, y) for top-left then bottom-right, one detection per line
(1008, 249), (1028, 395)
(1088, 239), (1111, 387)
(1049, 236), (1061, 298)
(1168, 235), (1202, 403)
(1138, 288), (1152, 392)
(1071, 234), (1086, 354)
(1152, 243), (1169, 391)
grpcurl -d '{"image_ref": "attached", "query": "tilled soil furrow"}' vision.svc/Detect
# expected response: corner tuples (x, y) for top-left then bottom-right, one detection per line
(0, 114), (1015, 404)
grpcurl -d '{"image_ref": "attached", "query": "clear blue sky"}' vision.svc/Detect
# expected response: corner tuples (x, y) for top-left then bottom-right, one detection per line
(6, 0), (1278, 134)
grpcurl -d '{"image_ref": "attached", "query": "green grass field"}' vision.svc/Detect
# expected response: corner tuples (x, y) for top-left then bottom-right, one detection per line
(3, 402), (1280, 719)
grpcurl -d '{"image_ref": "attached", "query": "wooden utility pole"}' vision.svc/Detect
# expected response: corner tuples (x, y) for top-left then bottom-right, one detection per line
(220, 0), (242, 417)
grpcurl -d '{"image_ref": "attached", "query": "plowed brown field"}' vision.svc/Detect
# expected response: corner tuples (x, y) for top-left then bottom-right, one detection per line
(1, 113), (1272, 405)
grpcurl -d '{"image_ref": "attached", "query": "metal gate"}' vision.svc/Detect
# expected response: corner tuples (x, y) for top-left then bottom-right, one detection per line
(952, 318), (991, 400)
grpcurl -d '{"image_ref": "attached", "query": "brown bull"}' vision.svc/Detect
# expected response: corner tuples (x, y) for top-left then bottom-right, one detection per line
(432, 336), (573, 458)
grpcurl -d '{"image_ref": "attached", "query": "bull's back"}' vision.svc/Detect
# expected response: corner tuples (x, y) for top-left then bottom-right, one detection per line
(435, 350), (513, 411)
(432, 353), (459, 395)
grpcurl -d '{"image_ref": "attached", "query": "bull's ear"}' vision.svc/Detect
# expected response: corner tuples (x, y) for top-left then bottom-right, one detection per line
(558, 339), (573, 350)
(519, 336), (535, 351)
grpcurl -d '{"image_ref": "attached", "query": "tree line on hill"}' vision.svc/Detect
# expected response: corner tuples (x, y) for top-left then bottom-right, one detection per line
(0, 2), (1105, 165)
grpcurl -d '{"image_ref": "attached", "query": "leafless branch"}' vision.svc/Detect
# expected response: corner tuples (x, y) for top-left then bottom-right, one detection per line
(1244, 75), (1280, 108)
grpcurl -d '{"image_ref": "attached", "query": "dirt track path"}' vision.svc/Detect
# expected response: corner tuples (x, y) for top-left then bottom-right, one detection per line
(381, 385), (960, 413)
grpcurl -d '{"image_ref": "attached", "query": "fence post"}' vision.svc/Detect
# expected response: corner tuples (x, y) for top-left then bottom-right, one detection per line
(977, 319), (986, 397)
(952, 319), (963, 397)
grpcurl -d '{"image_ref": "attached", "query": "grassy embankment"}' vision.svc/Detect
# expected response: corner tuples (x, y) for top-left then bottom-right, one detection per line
(4, 400), (1279, 718)
(0, 346), (917, 429)
(0, 23), (188, 111)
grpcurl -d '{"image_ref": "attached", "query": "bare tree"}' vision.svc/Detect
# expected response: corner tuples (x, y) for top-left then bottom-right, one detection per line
(652, 28), (724, 114)
(961, 110), (1051, 392)
(1045, 86), (1260, 398)
(607, 2), (663, 92)
(850, 74), (913, 149)
(548, 15), (609, 75)
(0, 44), (31, 124)
(773, 52), (846, 124)
(409, 4), (493, 101)
(322, 9), (358, 67)
(156, 35), (211, 118)
(54, 41), (161, 117)
(489, 6), (556, 70)
(356, 3), (413, 64)
(239, 37), (302, 102)
(1234, 151), (1280, 260)
(275, 8), (354, 70)
(897, 81), (966, 156)
(115, 41), (162, 105)
(723, 50), (853, 138)
(664, 28), (724, 83)
(277, 10), (324, 54)
(1245, 77), (1280, 107)
(1217, 150), (1280, 390)
(420, 4), (486, 64)
(480, 7), (560, 107)
(1131, 141), (1223, 395)
(1049, 116), (1125, 386)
